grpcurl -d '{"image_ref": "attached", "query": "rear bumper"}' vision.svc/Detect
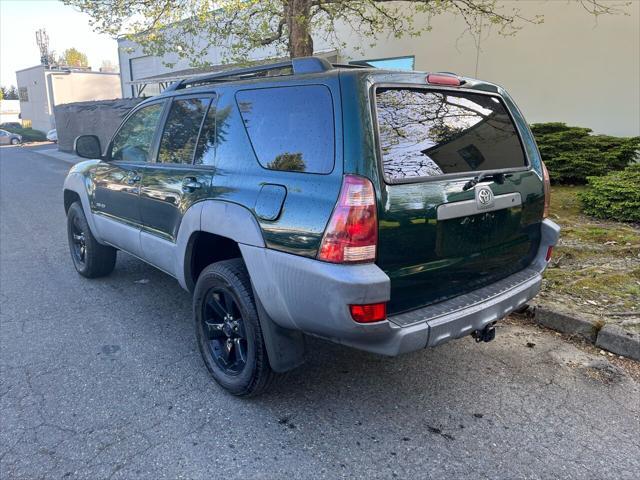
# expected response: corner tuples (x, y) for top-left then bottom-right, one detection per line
(242, 219), (560, 356)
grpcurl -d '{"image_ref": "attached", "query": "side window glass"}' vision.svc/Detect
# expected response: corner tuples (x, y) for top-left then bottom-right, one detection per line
(158, 98), (210, 164)
(111, 103), (163, 163)
(201, 98), (253, 169)
(194, 102), (217, 166)
(236, 85), (335, 174)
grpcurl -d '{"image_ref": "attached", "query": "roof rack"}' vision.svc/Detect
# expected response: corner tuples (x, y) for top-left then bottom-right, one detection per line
(166, 56), (334, 92)
(331, 63), (369, 69)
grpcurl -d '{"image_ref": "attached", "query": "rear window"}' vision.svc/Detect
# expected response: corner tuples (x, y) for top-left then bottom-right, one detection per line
(236, 85), (334, 174)
(375, 88), (526, 181)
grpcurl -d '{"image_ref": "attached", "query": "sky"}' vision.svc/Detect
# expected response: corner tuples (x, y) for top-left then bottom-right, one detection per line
(0, 0), (119, 87)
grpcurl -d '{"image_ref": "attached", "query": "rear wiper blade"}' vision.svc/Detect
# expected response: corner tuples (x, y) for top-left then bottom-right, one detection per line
(462, 172), (512, 191)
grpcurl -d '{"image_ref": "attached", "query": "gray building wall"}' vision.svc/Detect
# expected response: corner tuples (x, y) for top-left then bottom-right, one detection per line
(16, 66), (122, 133)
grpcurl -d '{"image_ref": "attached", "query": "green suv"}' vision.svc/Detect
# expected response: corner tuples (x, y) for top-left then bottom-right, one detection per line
(63, 57), (559, 396)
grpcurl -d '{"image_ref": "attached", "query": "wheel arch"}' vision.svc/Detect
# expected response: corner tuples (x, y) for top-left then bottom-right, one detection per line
(63, 173), (101, 242)
(176, 200), (266, 292)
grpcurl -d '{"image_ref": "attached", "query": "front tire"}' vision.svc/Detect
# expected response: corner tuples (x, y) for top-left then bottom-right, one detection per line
(66, 202), (116, 278)
(10, 138), (19, 145)
(194, 259), (276, 397)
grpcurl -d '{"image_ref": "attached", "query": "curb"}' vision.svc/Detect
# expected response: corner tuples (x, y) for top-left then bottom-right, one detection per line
(32, 147), (80, 165)
(596, 325), (640, 361)
(534, 307), (639, 361)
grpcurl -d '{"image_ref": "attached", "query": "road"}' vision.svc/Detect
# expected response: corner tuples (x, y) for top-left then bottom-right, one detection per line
(1, 145), (639, 480)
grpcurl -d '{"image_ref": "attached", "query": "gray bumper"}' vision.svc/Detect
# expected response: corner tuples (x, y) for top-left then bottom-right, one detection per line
(241, 219), (560, 356)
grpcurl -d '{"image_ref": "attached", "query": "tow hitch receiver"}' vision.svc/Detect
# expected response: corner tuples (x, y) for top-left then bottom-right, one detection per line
(473, 324), (496, 343)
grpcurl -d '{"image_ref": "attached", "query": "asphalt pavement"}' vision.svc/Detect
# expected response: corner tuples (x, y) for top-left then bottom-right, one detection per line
(1, 144), (639, 479)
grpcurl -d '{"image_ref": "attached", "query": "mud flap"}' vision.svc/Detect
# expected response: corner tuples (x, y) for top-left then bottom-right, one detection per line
(253, 288), (306, 373)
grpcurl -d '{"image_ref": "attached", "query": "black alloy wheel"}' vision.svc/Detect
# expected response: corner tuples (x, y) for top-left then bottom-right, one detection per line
(70, 214), (87, 267)
(193, 259), (276, 396)
(66, 201), (117, 278)
(201, 287), (248, 375)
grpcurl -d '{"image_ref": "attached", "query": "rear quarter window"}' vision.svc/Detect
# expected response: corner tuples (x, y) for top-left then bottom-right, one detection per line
(236, 85), (334, 174)
(375, 88), (526, 181)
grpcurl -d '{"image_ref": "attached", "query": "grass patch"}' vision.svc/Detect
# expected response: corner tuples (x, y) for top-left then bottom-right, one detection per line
(539, 186), (640, 320)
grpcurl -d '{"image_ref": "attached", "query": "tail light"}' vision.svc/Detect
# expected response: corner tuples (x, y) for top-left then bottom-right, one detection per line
(317, 175), (377, 264)
(545, 246), (554, 262)
(542, 161), (551, 218)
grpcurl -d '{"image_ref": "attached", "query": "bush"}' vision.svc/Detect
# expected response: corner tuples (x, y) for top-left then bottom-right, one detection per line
(3, 126), (47, 142)
(531, 122), (639, 184)
(579, 163), (640, 222)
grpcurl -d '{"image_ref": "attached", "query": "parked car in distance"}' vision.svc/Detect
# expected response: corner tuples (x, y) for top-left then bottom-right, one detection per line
(47, 129), (58, 143)
(0, 122), (22, 130)
(63, 57), (559, 397)
(0, 129), (22, 145)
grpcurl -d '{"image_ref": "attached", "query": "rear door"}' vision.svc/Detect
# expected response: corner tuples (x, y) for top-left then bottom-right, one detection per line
(138, 95), (214, 241)
(373, 86), (544, 314)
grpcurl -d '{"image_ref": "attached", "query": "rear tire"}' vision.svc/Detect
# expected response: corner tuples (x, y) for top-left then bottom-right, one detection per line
(66, 201), (116, 278)
(194, 259), (276, 397)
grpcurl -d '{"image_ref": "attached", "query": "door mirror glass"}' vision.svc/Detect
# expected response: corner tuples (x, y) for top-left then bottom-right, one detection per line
(74, 135), (102, 159)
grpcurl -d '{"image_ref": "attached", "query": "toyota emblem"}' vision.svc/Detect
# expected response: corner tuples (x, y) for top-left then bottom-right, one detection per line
(476, 186), (494, 209)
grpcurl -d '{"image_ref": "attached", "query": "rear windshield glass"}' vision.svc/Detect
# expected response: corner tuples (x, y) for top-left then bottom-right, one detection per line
(375, 88), (526, 181)
(236, 85), (334, 174)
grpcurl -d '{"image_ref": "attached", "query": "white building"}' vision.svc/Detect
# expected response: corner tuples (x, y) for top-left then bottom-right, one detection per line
(16, 65), (121, 133)
(0, 99), (20, 125)
(117, 0), (639, 136)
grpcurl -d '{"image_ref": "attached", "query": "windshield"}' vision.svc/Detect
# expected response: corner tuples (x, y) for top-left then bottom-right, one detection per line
(375, 88), (527, 181)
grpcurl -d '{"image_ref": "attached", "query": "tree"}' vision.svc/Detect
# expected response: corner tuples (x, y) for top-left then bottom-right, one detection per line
(64, 0), (628, 63)
(100, 59), (118, 73)
(0, 86), (19, 100)
(59, 47), (89, 67)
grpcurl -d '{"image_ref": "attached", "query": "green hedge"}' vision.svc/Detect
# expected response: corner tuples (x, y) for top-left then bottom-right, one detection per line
(579, 163), (640, 222)
(3, 126), (47, 142)
(531, 123), (639, 184)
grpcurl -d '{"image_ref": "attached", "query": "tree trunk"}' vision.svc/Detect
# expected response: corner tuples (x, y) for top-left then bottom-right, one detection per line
(286, 0), (314, 58)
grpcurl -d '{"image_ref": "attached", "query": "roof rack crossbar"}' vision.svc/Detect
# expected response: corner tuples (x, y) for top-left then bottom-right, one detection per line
(166, 56), (333, 92)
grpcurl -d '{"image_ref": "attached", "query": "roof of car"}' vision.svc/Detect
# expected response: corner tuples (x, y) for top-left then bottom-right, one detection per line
(133, 56), (501, 108)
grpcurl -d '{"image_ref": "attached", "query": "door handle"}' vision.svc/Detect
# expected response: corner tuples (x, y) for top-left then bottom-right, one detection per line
(182, 177), (202, 192)
(126, 172), (141, 185)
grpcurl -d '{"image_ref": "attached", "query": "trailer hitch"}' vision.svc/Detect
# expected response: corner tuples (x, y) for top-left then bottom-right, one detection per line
(473, 324), (496, 343)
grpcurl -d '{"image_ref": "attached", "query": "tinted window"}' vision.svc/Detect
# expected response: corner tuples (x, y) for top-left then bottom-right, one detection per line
(158, 98), (209, 164)
(236, 85), (334, 173)
(111, 103), (163, 163)
(194, 102), (217, 166)
(375, 89), (526, 181)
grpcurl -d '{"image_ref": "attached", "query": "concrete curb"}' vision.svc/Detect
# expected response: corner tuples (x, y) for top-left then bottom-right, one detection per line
(596, 325), (640, 362)
(534, 307), (639, 361)
(534, 307), (600, 343)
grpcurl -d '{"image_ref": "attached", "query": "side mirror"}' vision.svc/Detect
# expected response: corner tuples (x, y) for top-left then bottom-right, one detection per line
(74, 135), (102, 159)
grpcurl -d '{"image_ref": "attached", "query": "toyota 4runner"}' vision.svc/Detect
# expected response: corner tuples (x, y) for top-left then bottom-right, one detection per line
(63, 57), (560, 396)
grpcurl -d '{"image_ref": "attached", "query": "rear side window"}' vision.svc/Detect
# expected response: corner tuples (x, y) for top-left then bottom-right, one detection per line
(236, 85), (334, 173)
(375, 88), (526, 181)
(158, 98), (210, 164)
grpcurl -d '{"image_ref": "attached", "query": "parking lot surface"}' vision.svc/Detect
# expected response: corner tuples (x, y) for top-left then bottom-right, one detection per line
(1, 145), (639, 479)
